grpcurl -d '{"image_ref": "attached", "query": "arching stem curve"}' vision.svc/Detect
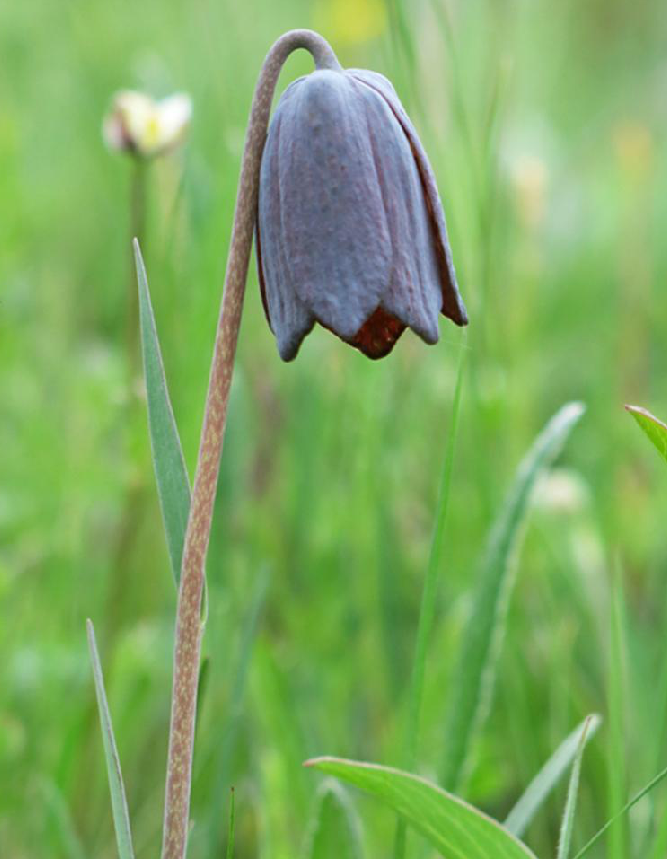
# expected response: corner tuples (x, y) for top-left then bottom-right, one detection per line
(161, 29), (341, 859)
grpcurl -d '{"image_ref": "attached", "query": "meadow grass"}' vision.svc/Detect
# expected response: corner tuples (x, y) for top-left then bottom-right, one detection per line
(1, 0), (667, 856)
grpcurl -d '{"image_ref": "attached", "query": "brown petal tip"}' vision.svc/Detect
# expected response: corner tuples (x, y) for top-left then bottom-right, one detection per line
(342, 307), (406, 359)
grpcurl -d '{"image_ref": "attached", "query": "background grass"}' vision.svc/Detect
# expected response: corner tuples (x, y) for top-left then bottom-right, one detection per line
(1, 0), (667, 856)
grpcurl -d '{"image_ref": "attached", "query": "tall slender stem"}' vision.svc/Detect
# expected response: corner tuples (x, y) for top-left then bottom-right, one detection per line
(161, 30), (341, 859)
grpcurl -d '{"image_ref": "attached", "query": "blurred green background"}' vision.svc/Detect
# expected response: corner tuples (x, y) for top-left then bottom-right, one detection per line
(2, 0), (667, 856)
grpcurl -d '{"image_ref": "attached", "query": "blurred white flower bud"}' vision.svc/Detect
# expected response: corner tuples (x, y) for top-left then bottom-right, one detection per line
(103, 91), (192, 157)
(534, 468), (589, 515)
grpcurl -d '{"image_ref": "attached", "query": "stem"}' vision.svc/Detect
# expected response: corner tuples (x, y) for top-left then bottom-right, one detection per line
(392, 345), (466, 859)
(160, 30), (341, 859)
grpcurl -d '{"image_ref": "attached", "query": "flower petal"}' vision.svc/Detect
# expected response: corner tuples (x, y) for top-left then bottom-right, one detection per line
(258, 107), (316, 361)
(343, 307), (405, 359)
(350, 70), (468, 326)
(103, 90), (191, 157)
(155, 93), (192, 152)
(274, 70), (393, 338)
(351, 74), (442, 344)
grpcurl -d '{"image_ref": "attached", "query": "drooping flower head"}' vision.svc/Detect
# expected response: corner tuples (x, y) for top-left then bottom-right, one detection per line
(103, 91), (192, 158)
(256, 65), (468, 360)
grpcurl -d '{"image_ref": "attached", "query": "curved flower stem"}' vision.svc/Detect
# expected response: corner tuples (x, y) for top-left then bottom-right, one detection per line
(161, 29), (341, 859)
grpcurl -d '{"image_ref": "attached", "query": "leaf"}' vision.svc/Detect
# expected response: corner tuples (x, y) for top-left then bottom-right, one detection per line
(404, 348), (466, 766)
(504, 715), (602, 838)
(305, 758), (537, 859)
(557, 715), (597, 859)
(86, 619), (135, 859)
(307, 779), (364, 859)
(576, 762), (667, 859)
(194, 655), (210, 742)
(440, 402), (586, 792)
(606, 571), (627, 859)
(625, 405), (667, 465)
(649, 772), (667, 859)
(134, 238), (191, 585)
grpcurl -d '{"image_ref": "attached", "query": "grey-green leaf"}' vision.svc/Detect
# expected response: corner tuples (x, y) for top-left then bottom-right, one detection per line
(306, 758), (537, 859)
(307, 780), (364, 859)
(86, 619), (135, 859)
(505, 715), (602, 838)
(625, 405), (667, 466)
(557, 715), (597, 859)
(440, 401), (586, 792)
(134, 238), (191, 584)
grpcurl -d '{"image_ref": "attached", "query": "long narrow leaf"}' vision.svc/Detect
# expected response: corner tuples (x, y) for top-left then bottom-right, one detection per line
(306, 758), (537, 859)
(625, 405), (667, 466)
(134, 238), (191, 584)
(306, 779), (364, 859)
(649, 771), (667, 859)
(440, 402), (586, 792)
(86, 619), (135, 859)
(505, 715), (602, 837)
(557, 715), (596, 859)
(404, 348), (466, 768)
(607, 571), (627, 859)
(576, 762), (667, 859)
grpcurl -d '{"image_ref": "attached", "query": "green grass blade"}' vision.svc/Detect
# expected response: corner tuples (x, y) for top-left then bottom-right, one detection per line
(606, 572), (627, 859)
(194, 654), (210, 742)
(134, 238), (191, 585)
(652, 810), (667, 859)
(625, 405), (667, 465)
(557, 715), (597, 859)
(504, 715), (602, 838)
(394, 345), (466, 859)
(39, 777), (86, 859)
(306, 758), (537, 859)
(403, 347), (466, 768)
(86, 619), (135, 859)
(226, 787), (236, 859)
(206, 568), (269, 855)
(306, 779), (364, 859)
(386, 0), (416, 72)
(650, 783), (667, 859)
(575, 762), (667, 859)
(440, 401), (586, 792)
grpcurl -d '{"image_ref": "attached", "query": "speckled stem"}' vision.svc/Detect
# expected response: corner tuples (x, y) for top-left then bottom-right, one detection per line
(161, 30), (341, 859)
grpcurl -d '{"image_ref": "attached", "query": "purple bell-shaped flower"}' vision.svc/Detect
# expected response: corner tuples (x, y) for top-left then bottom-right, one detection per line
(256, 66), (468, 360)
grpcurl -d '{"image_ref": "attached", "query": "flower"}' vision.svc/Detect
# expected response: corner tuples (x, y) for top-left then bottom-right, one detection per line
(103, 91), (192, 158)
(256, 67), (468, 361)
(534, 468), (589, 515)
